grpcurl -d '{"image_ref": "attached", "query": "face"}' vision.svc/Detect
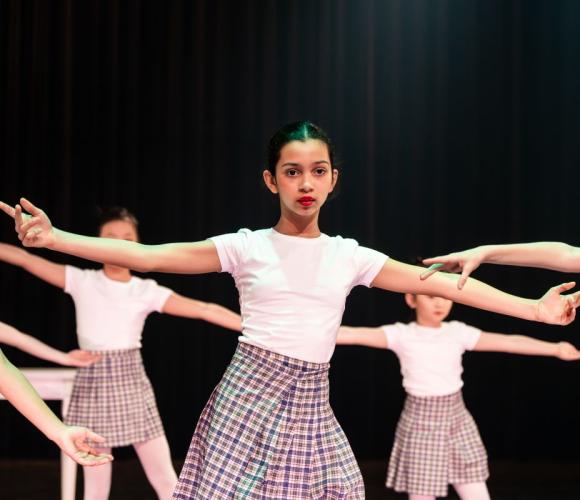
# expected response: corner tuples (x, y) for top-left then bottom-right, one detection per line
(405, 294), (453, 327)
(99, 219), (139, 242)
(263, 139), (338, 219)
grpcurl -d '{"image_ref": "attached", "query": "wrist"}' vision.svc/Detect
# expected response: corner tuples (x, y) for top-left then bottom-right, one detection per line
(46, 228), (62, 250)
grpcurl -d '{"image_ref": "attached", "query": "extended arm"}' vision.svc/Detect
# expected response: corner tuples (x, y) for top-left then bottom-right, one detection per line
(0, 242), (65, 288)
(371, 259), (579, 325)
(474, 332), (580, 360)
(0, 322), (99, 367)
(0, 199), (221, 274)
(336, 326), (388, 349)
(162, 293), (242, 331)
(421, 242), (580, 289)
(0, 349), (112, 465)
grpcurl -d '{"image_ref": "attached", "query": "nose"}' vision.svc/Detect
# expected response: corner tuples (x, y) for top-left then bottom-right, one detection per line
(299, 174), (314, 192)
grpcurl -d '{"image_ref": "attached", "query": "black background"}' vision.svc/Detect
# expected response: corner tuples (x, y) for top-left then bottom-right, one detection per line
(1, 0), (580, 464)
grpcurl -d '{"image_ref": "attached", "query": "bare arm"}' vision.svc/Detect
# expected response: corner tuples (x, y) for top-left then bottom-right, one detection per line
(162, 293), (242, 331)
(371, 259), (578, 325)
(336, 326), (388, 349)
(474, 332), (580, 360)
(422, 242), (580, 289)
(0, 199), (221, 274)
(0, 242), (65, 288)
(0, 322), (99, 367)
(0, 349), (112, 465)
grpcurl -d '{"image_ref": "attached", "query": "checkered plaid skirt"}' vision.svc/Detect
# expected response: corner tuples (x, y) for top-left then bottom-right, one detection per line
(64, 348), (165, 448)
(386, 391), (488, 497)
(173, 342), (365, 499)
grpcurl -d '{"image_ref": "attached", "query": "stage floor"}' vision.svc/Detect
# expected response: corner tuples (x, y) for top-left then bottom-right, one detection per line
(0, 459), (578, 499)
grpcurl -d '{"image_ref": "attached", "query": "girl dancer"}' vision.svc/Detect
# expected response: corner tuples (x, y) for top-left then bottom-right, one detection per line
(0, 208), (240, 500)
(0, 122), (578, 499)
(0, 320), (99, 367)
(337, 292), (580, 500)
(0, 347), (112, 465)
(422, 242), (580, 288)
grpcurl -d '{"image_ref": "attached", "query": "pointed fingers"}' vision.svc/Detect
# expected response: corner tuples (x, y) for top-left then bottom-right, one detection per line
(0, 201), (16, 219)
(19, 198), (42, 216)
(419, 263), (443, 280)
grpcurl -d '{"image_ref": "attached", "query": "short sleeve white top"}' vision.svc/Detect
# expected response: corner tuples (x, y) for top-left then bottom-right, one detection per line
(210, 228), (388, 363)
(383, 321), (482, 397)
(65, 265), (173, 351)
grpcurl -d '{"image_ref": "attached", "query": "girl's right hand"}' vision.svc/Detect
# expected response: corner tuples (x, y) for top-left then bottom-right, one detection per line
(54, 426), (114, 466)
(556, 341), (580, 361)
(421, 246), (487, 289)
(0, 198), (55, 248)
(66, 350), (102, 367)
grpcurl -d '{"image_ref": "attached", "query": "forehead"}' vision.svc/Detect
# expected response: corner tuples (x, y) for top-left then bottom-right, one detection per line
(278, 139), (330, 165)
(99, 219), (137, 234)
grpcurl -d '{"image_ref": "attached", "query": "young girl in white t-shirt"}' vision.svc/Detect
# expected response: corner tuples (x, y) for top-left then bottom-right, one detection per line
(1, 121), (578, 499)
(0, 208), (240, 500)
(337, 292), (580, 500)
(0, 346), (112, 466)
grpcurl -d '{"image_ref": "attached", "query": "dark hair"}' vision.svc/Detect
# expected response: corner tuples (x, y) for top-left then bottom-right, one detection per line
(267, 121), (336, 174)
(97, 206), (139, 234)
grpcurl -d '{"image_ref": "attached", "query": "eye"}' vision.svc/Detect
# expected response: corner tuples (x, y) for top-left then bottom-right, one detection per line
(285, 168), (300, 177)
(313, 167), (327, 176)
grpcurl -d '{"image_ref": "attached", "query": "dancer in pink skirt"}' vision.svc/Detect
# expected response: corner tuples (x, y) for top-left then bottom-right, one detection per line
(1, 122), (578, 499)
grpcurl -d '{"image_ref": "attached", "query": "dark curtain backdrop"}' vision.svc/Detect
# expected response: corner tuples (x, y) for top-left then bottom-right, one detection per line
(1, 0), (580, 463)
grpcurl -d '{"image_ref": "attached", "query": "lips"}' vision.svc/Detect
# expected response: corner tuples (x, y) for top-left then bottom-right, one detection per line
(298, 196), (315, 206)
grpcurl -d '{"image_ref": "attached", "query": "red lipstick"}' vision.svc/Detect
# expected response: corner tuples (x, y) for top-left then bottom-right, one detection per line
(298, 196), (315, 207)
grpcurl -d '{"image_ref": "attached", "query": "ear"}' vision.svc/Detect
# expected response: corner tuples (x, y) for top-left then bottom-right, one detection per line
(262, 169), (278, 194)
(404, 293), (416, 309)
(329, 168), (339, 192)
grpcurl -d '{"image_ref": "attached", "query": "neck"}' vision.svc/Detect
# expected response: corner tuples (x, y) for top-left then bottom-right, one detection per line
(274, 211), (321, 238)
(415, 317), (443, 328)
(103, 265), (132, 282)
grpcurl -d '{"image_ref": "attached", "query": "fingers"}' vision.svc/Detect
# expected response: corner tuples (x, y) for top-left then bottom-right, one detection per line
(85, 430), (106, 443)
(422, 256), (445, 265)
(419, 263), (443, 280)
(458, 263), (475, 290)
(19, 197), (42, 216)
(0, 201), (16, 219)
(552, 282), (576, 295)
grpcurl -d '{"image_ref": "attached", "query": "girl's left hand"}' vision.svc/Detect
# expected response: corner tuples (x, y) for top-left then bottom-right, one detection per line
(55, 426), (113, 466)
(556, 341), (580, 361)
(0, 198), (56, 248)
(536, 282), (580, 325)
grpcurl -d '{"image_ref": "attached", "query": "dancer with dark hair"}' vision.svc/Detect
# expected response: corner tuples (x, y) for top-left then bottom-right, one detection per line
(1, 122), (578, 499)
(0, 207), (240, 500)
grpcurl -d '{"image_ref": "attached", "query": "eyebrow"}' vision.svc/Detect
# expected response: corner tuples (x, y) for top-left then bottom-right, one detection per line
(280, 161), (330, 168)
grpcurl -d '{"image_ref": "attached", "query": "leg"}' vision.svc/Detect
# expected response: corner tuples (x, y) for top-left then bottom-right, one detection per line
(82, 447), (112, 500)
(453, 481), (491, 500)
(134, 435), (178, 499)
(409, 495), (436, 500)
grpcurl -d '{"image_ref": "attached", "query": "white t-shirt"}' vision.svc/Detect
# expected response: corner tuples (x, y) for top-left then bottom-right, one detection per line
(210, 228), (388, 363)
(65, 266), (173, 350)
(383, 321), (482, 397)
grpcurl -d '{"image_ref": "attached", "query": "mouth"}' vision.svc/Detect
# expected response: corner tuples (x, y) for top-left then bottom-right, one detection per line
(298, 196), (315, 207)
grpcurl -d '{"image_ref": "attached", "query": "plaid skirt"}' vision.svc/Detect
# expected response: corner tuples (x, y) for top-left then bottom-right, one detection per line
(64, 348), (165, 448)
(173, 342), (365, 499)
(386, 391), (488, 497)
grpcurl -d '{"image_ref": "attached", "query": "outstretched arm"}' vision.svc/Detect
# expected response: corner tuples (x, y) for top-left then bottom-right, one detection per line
(162, 293), (242, 331)
(336, 326), (388, 349)
(421, 242), (580, 289)
(0, 322), (100, 367)
(371, 259), (579, 325)
(474, 332), (580, 361)
(0, 349), (112, 465)
(0, 242), (65, 288)
(0, 199), (221, 274)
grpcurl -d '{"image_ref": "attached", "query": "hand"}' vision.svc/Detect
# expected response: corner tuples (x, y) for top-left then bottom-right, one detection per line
(66, 350), (101, 367)
(54, 426), (113, 466)
(0, 198), (55, 248)
(421, 247), (487, 289)
(556, 341), (580, 361)
(536, 282), (579, 325)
